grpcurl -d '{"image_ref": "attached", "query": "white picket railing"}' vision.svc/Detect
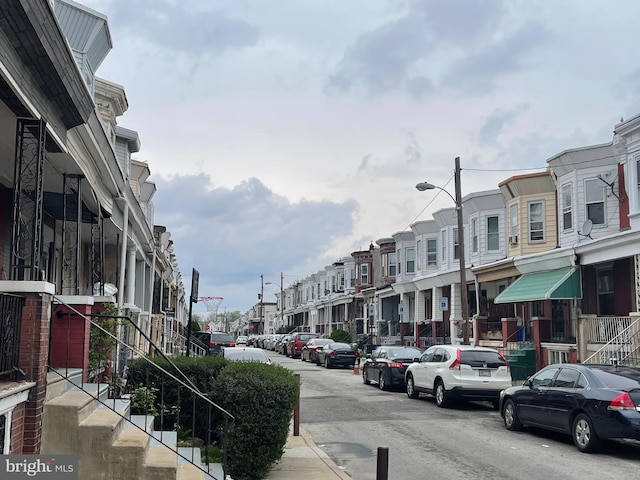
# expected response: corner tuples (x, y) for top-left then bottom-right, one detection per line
(583, 316), (640, 366)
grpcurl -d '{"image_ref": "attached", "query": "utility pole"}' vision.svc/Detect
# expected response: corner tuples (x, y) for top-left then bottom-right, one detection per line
(280, 272), (284, 332)
(260, 274), (264, 334)
(454, 157), (470, 345)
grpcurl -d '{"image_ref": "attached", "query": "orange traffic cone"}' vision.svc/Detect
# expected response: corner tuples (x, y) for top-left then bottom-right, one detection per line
(353, 359), (360, 375)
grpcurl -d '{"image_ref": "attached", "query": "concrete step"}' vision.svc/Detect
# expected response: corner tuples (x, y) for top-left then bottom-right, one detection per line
(45, 368), (83, 401)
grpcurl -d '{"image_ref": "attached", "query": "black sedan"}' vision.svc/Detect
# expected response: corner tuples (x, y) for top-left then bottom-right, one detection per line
(499, 363), (640, 452)
(362, 346), (422, 391)
(301, 338), (333, 364)
(317, 342), (358, 369)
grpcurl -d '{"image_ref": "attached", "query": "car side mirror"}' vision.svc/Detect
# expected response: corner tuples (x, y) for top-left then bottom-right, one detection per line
(523, 378), (533, 387)
(413, 357), (420, 363)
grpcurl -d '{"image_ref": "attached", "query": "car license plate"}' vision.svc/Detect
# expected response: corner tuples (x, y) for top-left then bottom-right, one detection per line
(479, 369), (491, 377)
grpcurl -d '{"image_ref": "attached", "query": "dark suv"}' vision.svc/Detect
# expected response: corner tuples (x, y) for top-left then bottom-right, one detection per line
(192, 331), (235, 355)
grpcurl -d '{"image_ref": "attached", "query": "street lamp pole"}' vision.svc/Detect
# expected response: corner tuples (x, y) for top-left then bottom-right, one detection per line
(260, 274), (264, 334)
(280, 272), (284, 332)
(416, 156), (470, 345)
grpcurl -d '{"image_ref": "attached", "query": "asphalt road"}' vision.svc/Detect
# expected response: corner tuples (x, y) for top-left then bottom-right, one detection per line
(269, 351), (640, 480)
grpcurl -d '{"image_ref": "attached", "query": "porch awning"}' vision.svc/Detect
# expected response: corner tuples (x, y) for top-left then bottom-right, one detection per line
(494, 266), (581, 304)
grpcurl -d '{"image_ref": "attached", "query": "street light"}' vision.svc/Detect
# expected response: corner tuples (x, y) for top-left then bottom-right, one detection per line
(265, 272), (285, 333)
(416, 156), (470, 345)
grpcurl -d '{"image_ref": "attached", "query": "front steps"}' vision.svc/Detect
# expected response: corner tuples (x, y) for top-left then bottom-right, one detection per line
(42, 373), (221, 480)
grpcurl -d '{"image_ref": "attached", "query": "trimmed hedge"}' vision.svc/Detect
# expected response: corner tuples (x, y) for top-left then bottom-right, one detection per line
(126, 355), (299, 480)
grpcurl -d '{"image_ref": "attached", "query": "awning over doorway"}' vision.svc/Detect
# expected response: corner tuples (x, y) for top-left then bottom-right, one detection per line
(494, 266), (581, 304)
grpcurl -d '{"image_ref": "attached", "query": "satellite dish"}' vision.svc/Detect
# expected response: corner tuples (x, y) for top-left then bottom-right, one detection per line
(578, 219), (593, 239)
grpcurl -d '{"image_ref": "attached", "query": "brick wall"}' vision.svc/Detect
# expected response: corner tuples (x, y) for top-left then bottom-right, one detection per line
(18, 292), (52, 454)
(10, 402), (26, 454)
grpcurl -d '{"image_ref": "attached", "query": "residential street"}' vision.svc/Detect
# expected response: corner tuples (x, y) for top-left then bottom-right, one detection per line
(270, 352), (640, 480)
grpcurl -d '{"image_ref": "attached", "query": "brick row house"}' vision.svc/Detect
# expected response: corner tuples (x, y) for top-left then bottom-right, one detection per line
(256, 116), (640, 378)
(0, 1), (189, 456)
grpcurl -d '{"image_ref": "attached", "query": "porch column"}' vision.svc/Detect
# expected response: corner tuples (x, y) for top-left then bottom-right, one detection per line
(126, 246), (136, 306)
(1, 281), (55, 454)
(432, 287), (442, 322)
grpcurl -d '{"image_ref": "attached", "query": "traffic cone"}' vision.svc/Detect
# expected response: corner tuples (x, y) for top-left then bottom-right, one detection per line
(353, 359), (360, 375)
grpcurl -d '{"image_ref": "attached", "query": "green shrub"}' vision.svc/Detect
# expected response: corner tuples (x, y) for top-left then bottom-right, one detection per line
(209, 362), (299, 479)
(126, 355), (299, 479)
(330, 329), (351, 343)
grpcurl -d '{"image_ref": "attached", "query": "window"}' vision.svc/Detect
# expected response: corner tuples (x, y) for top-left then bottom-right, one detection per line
(453, 228), (460, 260)
(471, 218), (478, 253)
(389, 252), (397, 277)
(637, 157), (640, 209)
(528, 201), (545, 242)
(531, 367), (559, 388)
(360, 263), (369, 284)
(510, 204), (518, 241)
(427, 239), (437, 266)
(553, 368), (579, 388)
(441, 230), (447, 264)
(561, 183), (572, 231)
(548, 349), (569, 365)
(397, 248), (401, 274)
(338, 272), (344, 290)
(406, 247), (415, 273)
(597, 269), (614, 315)
(585, 178), (605, 225)
(487, 216), (499, 250)
(416, 240), (422, 270)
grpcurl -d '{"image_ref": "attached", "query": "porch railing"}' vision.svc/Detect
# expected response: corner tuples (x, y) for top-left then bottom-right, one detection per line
(50, 299), (233, 479)
(583, 316), (640, 366)
(0, 293), (25, 381)
(583, 316), (633, 344)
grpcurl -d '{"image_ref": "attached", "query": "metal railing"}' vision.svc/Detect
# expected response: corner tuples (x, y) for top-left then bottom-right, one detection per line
(50, 298), (233, 479)
(583, 317), (640, 366)
(0, 293), (25, 381)
(583, 316), (633, 344)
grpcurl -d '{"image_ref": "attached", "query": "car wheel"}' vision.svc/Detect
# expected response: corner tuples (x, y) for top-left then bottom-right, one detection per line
(503, 399), (522, 431)
(363, 368), (371, 385)
(325, 357), (331, 369)
(406, 374), (419, 399)
(378, 373), (387, 391)
(315, 356), (320, 366)
(573, 413), (602, 453)
(435, 380), (449, 408)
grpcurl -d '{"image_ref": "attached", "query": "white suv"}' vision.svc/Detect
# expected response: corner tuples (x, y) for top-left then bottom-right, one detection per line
(405, 345), (512, 408)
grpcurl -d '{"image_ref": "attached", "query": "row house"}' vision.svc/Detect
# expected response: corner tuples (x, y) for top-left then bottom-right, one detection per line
(0, 0), (188, 456)
(270, 115), (640, 375)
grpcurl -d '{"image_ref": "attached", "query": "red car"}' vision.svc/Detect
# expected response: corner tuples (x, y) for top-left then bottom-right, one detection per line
(287, 332), (318, 358)
(301, 338), (333, 363)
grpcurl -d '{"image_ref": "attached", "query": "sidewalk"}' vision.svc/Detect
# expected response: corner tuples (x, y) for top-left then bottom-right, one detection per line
(266, 424), (352, 480)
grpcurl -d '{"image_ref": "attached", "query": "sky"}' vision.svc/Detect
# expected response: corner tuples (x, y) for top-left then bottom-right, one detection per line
(79, 0), (640, 314)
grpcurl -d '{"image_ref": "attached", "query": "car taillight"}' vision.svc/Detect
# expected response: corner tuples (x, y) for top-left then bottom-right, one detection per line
(498, 351), (509, 367)
(388, 361), (403, 369)
(230, 342), (236, 347)
(449, 349), (461, 370)
(608, 392), (636, 411)
(330, 351), (337, 356)
(209, 341), (218, 346)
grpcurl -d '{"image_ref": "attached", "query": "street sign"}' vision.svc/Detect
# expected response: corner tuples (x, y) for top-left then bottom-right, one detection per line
(399, 303), (405, 314)
(439, 297), (449, 311)
(368, 304), (375, 316)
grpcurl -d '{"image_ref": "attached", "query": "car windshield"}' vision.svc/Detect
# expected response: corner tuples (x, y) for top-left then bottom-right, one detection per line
(211, 333), (234, 342)
(460, 350), (506, 368)
(388, 348), (421, 359)
(298, 334), (316, 341)
(224, 349), (270, 363)
(312, 339), (332, 346)
(329, 343), (352, 350)
(590, 365), (640, 389)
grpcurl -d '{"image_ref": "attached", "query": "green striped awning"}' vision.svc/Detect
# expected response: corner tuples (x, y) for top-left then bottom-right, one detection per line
(494, 266), (582, 304)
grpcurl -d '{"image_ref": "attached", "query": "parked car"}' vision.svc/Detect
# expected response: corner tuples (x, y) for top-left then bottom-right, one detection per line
(276, 335), (292, 355)
(221, 347), (271, 364)
(363, 346), (423, 391)
(286, 332), (318, 358)
(192, 331), (236, 355)
(301, 338), (333, 363)
(236, 335), (248, 345)
(317, 342), (358, 369)
(500, 363), (640, 452)
(405, 345), (511, 408)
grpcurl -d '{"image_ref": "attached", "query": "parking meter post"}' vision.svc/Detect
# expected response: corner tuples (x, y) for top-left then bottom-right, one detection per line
(294, 373), (300, 436)
(376, 446), (389, 480)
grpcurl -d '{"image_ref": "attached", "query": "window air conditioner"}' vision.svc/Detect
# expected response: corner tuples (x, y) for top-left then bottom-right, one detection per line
(509, 235), (518, 245)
